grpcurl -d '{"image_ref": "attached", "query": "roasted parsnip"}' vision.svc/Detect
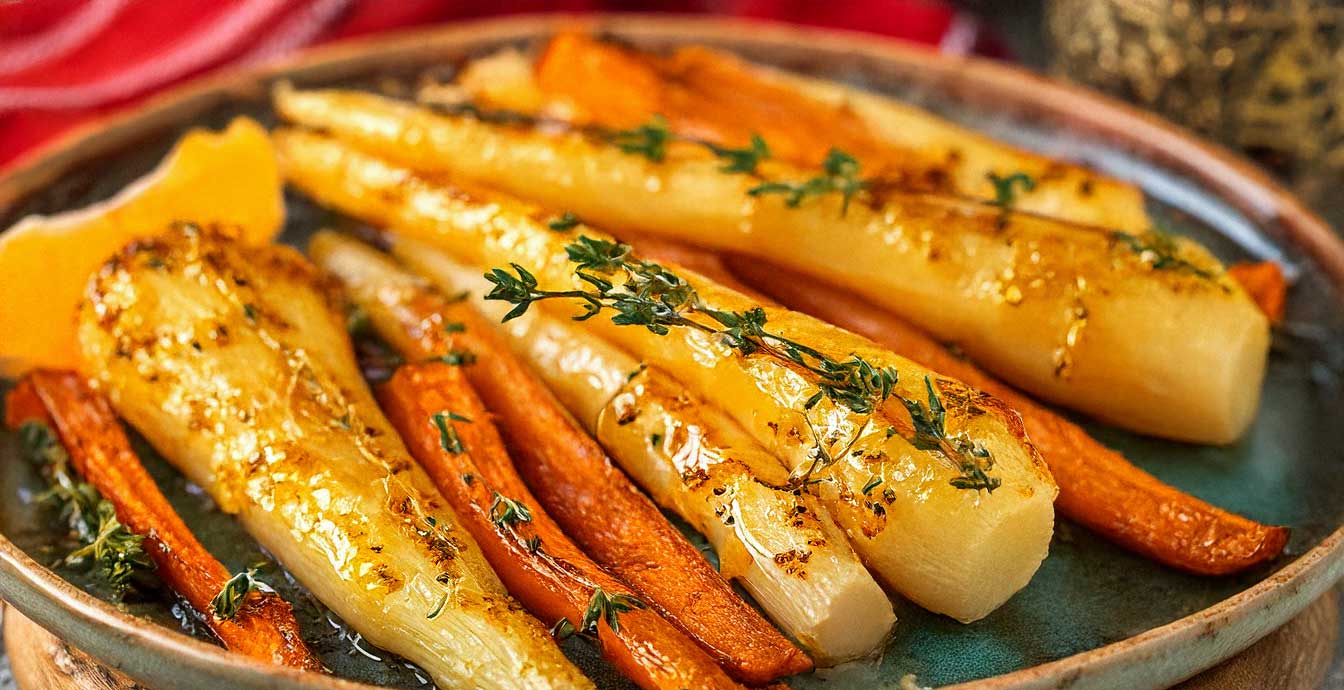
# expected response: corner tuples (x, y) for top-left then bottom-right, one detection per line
(274, 132), (1058, 623)
(642, 243), (1290, 576)
(273, 85), (1269, 445)
(76, 226), (592, 690)
(460, 33), (1148, 231)
(312, 230), (896, 663)
(310, 232), (811, 682)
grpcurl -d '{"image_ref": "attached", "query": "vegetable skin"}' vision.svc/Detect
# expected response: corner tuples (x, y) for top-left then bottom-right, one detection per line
(6, 371), (323, 670)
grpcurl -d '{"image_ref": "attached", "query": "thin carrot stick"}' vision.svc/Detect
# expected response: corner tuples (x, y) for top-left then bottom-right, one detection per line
(321, 244), (811, 683)
(5, 370), (323, 670)
(711, 257), (1288, 576)
(1228, 261), (1288, 323)
(379, 362), (747, 690)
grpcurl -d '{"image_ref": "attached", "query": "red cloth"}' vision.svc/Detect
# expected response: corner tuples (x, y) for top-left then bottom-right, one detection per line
(0, 0), (998, 170)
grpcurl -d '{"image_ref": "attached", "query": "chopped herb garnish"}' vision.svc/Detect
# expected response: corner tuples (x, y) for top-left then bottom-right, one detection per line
(489, 493), (532, 529)
(548, 212), (582, 232)
(1111, 230), (1218, 280)
(579, 587), (646, 635)
(484, 237), (997, 491)
(862, 476), (883, 495)
(211, 567), (272, 620)
(987, 171), (1036, 227)
(708, 134), (770, 174)
(438, 350), (477, 366)
(243, 303), (258, 323)
(19, 422), (152, 598)
(649, 433), (663, 447)
(901, 376), (999, 492)
(462, 473), (475, 485)
(431, 411), (470, 454)
(526, 535), (543, 554)
(748, 148), (868, 215)
(443, 321), (466, 334)
(608, 115), (671, 162)
(427, 592), (449, 619)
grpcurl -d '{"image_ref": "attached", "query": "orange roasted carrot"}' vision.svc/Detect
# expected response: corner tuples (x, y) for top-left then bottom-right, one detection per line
(706, 256), (1288, 576)
(535, 33), (946, 191)
(1228, 260), (1288, 323)
(339, 264), (810, 684)
(5, 370), (322, 670)
(380, 362), (747, 690)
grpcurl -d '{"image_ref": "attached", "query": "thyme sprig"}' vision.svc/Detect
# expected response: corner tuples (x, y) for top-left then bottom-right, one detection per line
(708, 133), (770, 174)
(749, 148), (868, 215)
(987, 171), (1036, 227)
(607, 115), (672, 162)
(902, 377), (1000, 492)
(19, 422), (154, 597)
(489, 493), (533, 529)
(483, 236), (997, 491)
(210, 566), (273, 620)
(554, 587), (646, 638)
(1111, 229), (1218, 280)
(431, 411), (470, 454)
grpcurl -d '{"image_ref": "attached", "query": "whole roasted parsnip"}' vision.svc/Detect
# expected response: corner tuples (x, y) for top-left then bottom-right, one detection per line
(273, 85), (1269, 445)
(76, 225), (592, 690)
(459, 33), (1149, 232)
(274, 131), (1057, 623)
(357, 234), (899, 664)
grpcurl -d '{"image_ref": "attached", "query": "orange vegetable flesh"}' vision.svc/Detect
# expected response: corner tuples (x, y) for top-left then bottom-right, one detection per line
(4, 370), (322, 670)
(379, 362), (747, 690)
(1228, 261), (1288, 324)
(361, 282), (811, 684)
(535, 33), (933, 185)
(628, 237), (1287, 576)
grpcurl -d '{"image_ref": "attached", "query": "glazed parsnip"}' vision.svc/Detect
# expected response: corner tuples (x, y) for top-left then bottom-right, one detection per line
(272, 86), (1269, 444)
(75, 226), (592, 690)
(369, 236), (897, 663)
(273, 131), (1058, 622)
(460, 34), (1149, 231)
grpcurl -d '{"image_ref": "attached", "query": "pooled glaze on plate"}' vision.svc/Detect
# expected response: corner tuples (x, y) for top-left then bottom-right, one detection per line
(0, 14), (1340, 690)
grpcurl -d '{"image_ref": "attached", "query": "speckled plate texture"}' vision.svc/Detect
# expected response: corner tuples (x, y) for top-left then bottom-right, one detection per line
(0, 14), (1341, 690)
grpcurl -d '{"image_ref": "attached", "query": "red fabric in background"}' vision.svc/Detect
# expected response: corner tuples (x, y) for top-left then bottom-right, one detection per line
(0, 0), (998, 170)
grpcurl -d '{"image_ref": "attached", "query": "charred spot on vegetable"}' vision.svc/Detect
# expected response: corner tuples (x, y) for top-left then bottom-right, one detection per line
(748, 148), (868, 215)
(547, 212), (582, 232)
(430, 411), (470, 454)
(580, 587), (646, 635)
(708, 133), (770, 174)
(461, 473), (475, 486)
(211, 567), (273, 620)
(489, 493), (532, 529)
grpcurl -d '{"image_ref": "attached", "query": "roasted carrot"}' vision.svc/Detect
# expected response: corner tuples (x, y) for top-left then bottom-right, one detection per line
(5, 370), (322, 670)
(379, 362), (747, 690)
(1229, 261), (1288, 324)
(320, 241), (811, 684)
(702, 256), (1288, 576)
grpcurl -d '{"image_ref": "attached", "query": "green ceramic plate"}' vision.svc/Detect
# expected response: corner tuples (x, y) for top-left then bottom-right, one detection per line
(0, 14), (1341, 690)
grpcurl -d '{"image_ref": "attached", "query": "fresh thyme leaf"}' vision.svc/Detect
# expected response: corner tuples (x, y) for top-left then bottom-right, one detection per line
(211, 567), (272, 620)
(548, 212), (582, 232)
(431, 411), (469, 454)
(489, 492), (533, 529)
(19, 422), (154, 596)
(243, 303), (258, 323)
(426, 592), (449, 619)
(566, 235), (631, 274)
(708, 134), (770, 174)
(901, 377), (1000, 493)
(608, 115), (671, 162)
(579, 587), (646, 635)
(748, 147), (868, 215)
(526, 535), (543, 554)
(901, 376), (947, 452)
(437, 350), (477, 366)
(549, 617), (576, 641)
(1111, 230), (1218, 280)
(862, 476), (883, 496)
(442, 321), (466, 334)
(987, 171), (1036, 210)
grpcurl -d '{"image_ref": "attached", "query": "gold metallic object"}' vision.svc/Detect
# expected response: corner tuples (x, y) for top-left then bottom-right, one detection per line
(1047, 0), (1344, 200)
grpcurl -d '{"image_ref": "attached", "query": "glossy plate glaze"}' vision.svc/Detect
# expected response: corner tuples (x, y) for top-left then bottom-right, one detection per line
(0, 14), (1341, 690)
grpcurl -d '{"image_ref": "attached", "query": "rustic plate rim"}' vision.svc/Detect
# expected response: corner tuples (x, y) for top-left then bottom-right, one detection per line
(0, 13), (1340, 690)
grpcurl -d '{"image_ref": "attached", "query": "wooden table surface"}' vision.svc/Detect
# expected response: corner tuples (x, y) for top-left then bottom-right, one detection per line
(1, 586), (1340, 690)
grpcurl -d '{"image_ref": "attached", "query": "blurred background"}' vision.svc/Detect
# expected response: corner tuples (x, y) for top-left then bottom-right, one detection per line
(0, 1), (1340, 687)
